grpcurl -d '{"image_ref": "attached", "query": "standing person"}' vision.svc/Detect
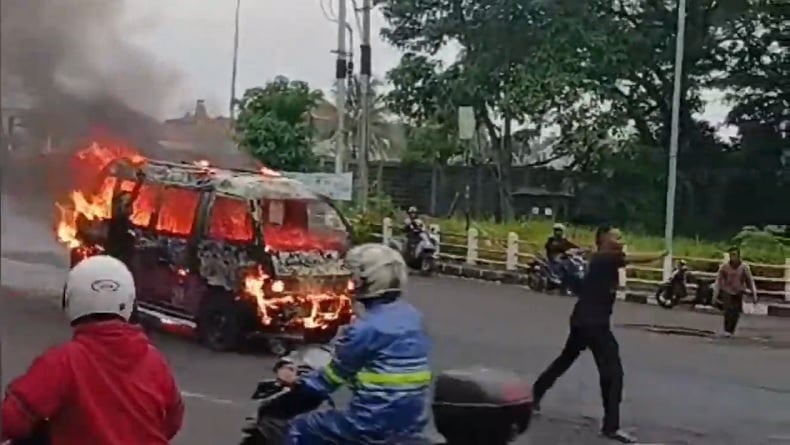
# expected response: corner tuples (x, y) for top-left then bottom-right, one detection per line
(714, 246), (758, 337)
(105, 169), (145, 266)
(531, 224), (665, 443)
(1, 255), (184, 445)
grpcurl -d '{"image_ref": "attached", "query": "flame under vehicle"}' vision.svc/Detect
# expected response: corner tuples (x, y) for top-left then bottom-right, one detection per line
(62, 153), (354, 353)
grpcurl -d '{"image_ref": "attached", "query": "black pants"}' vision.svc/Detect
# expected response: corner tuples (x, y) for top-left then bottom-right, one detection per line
(722, 291), (743, 334)
(533, 324), (624, 433)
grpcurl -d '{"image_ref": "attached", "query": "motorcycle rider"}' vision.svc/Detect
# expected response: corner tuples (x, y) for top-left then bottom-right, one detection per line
(714, 246), (758, 337)
(402, 206), (426, 257)
(1, 255), (184, 445)
(278, 243), (432, 444)
(544, 223), (579, 280)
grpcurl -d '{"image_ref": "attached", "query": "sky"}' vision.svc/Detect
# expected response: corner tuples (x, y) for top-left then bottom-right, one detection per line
(125, 0), (732, 131)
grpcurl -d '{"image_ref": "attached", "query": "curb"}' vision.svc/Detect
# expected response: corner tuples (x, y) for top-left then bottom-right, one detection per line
(434, 262), (790, 318)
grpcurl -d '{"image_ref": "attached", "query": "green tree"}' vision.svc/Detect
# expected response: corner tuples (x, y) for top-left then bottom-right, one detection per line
(385, 53), (462, 164)
(380, 0), (625, 219)
(311, 76), (406, 162)
(234, 76), (322, 172)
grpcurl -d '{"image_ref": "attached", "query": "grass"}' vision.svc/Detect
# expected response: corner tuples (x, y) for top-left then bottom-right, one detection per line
(354, 214), (788, 292)
(424, 217), (787, 263)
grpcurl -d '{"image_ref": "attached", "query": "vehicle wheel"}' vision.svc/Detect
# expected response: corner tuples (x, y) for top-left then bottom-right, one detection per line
(419, 256), (435, 276)
(527, 270), (544, 292)
(197, 296), (242, 352)
(656, 286), (677, 309)
(266, 338), (290, 356)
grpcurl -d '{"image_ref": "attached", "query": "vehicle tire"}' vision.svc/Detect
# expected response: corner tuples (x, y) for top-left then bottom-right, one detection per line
(197, 295), (243, 352)
(656, 285), (677, 309)
(266, 338), (290, 356)
(527, 269), (545, 292)
(419, 256), (435, 276)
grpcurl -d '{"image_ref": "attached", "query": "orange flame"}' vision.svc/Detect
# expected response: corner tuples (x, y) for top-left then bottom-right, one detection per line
(56, 142), (147, 249)
(243, 266), (352, 329)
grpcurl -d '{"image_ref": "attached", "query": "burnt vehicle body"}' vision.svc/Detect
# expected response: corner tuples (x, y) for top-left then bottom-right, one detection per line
(70, 158), (355, 352)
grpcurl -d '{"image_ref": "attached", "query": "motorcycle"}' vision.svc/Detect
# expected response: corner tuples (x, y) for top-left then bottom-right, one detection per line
(526, 250), (586, 296)
(390, 226), (440, 275)
(655, 261), (716, 309)
(240, 345), (533, 445)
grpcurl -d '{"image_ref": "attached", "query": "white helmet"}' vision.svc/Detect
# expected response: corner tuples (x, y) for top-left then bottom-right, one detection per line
(62, 255), (136, 322)
(553, 223), (566, 231)
(344, 243), (408, 301)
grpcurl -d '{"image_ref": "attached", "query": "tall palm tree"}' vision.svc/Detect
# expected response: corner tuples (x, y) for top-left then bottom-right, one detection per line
(310, 76), (406, 163)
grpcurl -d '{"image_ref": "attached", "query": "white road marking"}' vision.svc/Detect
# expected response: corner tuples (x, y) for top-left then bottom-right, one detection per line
(180, 390), (242, 406)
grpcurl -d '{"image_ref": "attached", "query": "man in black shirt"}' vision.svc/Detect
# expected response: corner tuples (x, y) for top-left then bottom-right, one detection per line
(532, 224), (665, 443)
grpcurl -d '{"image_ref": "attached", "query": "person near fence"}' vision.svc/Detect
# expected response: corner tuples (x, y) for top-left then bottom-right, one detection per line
(714, 246), (758, 337)
(544, 223), (580, 278)
(403, 206), (425, 254)
(531, 224), (666, 443)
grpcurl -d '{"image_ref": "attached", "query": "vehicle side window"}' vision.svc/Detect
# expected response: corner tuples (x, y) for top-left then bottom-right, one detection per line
(119, 180), (161, 227)
(156, 187), (201, 236)
(207, 196), (253, 242)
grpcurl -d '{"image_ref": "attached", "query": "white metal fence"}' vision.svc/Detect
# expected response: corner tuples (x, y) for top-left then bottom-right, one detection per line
(376, 218), (790, 302)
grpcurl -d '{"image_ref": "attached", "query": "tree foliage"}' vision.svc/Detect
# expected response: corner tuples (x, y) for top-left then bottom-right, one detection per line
(378, 0), (787, 230)
(234, 76), (322, 172)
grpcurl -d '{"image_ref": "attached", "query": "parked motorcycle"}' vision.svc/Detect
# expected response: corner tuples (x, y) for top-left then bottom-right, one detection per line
(655, 261), (716, 309)
(239, 345), (533, 445)
(390, 227), (440, 275)
(526, 250), (586, 296)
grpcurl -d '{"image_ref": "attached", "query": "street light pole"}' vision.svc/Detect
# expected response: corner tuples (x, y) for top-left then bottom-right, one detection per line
(663, 0), (687, 280)
(229, 0), (241, 122)
(358, 0), (372, 209)
(334, 0), (348, 174)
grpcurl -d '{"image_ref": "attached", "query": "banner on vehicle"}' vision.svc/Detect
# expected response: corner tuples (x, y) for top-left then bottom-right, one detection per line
(284, 171), (354, 201)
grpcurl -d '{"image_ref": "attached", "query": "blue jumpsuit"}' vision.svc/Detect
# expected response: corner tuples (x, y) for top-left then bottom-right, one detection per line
(288, 299), (432, 444)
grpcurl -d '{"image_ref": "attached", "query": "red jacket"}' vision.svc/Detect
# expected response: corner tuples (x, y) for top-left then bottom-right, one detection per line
(1, 320), (184, 445)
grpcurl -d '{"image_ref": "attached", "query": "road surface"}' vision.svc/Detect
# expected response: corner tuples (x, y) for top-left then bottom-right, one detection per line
(2, 196), (790, 444)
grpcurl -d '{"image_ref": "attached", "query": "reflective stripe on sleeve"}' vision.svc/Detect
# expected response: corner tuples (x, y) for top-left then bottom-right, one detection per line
(321, 362), (346, 385)
(355, 370), (432, 386)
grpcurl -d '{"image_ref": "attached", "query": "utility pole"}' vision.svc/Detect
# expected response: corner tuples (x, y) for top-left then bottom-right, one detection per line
(358, 0), (372, 209)
(229, 0), (241, 122)
(663, 0), (687, 280)
(333, 0), (348, 174)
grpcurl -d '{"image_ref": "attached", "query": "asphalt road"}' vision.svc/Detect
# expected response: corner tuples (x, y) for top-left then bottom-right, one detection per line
(2, 196), (790, 445)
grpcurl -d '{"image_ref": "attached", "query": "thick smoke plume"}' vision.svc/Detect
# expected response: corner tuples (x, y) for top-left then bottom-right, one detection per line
(1, 0), (256, 219)
(1, 0), (178, 150)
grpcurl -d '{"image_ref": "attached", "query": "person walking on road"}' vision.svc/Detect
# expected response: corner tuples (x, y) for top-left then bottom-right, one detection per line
(1, 255), (184, 445)
(531, 224), (666, 443)
(714, 246), (758, 337)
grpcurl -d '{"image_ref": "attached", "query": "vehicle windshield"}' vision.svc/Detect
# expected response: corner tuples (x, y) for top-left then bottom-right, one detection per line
(259, 198), (348, 252)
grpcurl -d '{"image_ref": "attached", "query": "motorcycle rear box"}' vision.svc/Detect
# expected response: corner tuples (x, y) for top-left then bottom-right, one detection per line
(432, 367), (533, 443)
